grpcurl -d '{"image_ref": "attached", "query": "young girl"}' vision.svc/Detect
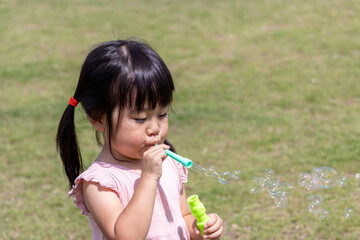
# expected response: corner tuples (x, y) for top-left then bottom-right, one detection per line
(56, 39), (223, 240)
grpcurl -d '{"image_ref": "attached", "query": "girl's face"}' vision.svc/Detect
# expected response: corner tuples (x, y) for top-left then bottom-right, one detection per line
(106, 104), (169, 161)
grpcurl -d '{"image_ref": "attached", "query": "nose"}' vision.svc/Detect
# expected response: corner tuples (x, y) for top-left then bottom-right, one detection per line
(146, 118), (160, 136)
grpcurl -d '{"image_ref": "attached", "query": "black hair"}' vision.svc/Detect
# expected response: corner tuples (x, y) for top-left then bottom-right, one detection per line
(56, 39), (176, 188)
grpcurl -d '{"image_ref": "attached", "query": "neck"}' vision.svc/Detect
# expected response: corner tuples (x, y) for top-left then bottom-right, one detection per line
(96, 147), (142, 170)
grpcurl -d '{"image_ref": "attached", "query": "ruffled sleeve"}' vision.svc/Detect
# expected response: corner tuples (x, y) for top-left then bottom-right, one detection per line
(172, 158), (188, 185)
(69, 166), (119, 217)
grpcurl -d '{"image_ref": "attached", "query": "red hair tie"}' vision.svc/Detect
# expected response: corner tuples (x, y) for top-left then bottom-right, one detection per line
(69, 97), (79, 107)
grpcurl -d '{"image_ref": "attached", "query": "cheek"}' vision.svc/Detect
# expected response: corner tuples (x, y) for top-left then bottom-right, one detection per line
(161, 122), (169, 138)
(111, 121), (136, 144)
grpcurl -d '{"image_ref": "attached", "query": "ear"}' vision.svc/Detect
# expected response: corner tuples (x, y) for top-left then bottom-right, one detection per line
(88, 116), (106, 132)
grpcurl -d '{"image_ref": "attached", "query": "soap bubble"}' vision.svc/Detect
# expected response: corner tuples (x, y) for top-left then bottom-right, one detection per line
(217, 177), (229, 184)
(217, 169), (241, 183)
(231, 170), (241, 180)
(249, 177), (262, 194)
(191, 163), (355, 220)
(217, 171), (232, 184)
(278, 183), (293, 197)
(249, 177), (267, 194)
(274, 193), (287, 208)
(263, 177), (271, 187)
(307, 195), (329, 220)
(312, 167), (338, 189)
(248, 169), (295, 209)
(264, 168), (275, 180)
(299, 172), (312, 186)
(266, 181), (280, 198)
(204, 167), (219, 177)
(307, 195), (323, 214)
(189, 163), (242, 184)
(244, 167), (356, 218)
(299, 172), (316, 191)
(338, 176), (347, 187)
(319, 209), (329, 220)
(249, 185), (260, 194)
(344, 207), (354, 219)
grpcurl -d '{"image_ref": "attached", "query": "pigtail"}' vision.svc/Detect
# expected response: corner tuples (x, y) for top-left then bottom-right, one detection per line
(56, 104), (83, 189)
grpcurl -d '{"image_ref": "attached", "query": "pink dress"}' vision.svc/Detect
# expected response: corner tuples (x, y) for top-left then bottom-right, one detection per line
(69, 157), (190, 240)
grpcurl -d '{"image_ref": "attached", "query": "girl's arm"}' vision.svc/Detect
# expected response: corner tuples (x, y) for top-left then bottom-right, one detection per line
(82, 145), (169, 240)
(181, 187), (224, 240)
(83, 175), (158, 240)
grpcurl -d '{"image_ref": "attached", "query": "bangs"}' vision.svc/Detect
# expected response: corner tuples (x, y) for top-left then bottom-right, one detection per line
(129, 56), (174, 112)
(108, 41), (174, 117)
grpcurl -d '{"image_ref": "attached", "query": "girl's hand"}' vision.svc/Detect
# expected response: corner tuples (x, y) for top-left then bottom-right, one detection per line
(203, 213), (223, 239)
(141, 144), (170, 181)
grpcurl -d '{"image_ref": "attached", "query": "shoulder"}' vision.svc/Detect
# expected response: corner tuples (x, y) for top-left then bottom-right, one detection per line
(82, 180), (123, 213)
(77, 161), (119, 190)
(69, 161), (123, 216)
(82, 180), (120, 204)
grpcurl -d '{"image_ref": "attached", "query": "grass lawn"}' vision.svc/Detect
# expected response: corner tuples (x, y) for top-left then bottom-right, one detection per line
(1, 0), (360, 239)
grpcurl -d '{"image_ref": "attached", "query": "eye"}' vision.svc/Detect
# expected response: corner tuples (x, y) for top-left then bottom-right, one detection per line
(159, 113), (168, 119)
(134, 118), (147, 123)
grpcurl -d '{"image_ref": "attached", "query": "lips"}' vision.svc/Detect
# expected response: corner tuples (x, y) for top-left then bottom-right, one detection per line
(144, 143), (157, 151)
(147, 137), (161, 146)
(146, 142), (158, 147)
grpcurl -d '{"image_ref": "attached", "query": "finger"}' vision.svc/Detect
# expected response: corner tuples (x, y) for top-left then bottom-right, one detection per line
(204, 216), (223, 235)
(204, 214), (219, 229)
(153, 143), (171, 149)
(148, 144), (170, 155)
(147, 145), (165, 155)
(153, 144), (170, 160)
(149, 146), (168, 161)
(157, 143), (170, 150)
(204, 225), (223, 239)
(194, 227), (201, 236)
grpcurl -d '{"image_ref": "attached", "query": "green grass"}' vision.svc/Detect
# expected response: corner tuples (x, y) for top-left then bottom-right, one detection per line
(1, 0), (360, 239)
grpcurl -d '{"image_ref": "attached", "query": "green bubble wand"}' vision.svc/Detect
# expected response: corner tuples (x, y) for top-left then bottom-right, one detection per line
(164, 149), (193, 168)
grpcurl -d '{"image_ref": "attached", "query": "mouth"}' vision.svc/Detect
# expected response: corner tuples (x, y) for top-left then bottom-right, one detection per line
(145, 139), (161, 149)
(144, 143), (157, 150)
(146, 143), (158, 148)
(147, 137), (161, 146)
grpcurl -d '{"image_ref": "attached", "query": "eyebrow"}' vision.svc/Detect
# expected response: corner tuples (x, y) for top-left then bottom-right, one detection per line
(128, 110), (142, 115)
(129, 105), (168, 114)
(129, 106), (149, 113)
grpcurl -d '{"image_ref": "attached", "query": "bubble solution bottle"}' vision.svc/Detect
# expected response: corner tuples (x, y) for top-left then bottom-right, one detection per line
(187, 194), (210, 236)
